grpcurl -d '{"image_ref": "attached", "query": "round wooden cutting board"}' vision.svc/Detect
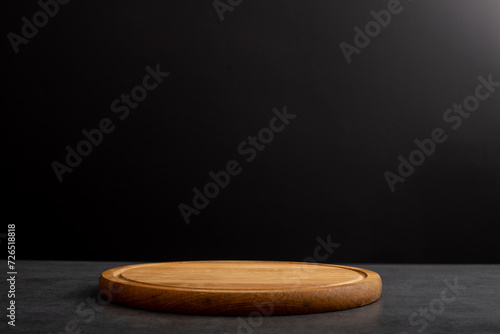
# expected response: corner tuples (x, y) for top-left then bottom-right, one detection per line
(99, 261), (382, 315)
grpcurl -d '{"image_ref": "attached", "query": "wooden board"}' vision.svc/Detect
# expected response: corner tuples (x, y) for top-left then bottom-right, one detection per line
(99, 261), (382, 315)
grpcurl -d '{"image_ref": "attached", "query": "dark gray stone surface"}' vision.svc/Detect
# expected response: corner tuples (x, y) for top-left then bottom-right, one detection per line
(1, 261), (499, 333)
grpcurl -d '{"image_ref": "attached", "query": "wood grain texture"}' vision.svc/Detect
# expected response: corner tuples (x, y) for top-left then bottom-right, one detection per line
(99, 261), (382, 315)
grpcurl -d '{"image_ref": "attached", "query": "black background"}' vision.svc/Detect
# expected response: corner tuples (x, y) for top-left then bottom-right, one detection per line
(4, 0), (500, 263)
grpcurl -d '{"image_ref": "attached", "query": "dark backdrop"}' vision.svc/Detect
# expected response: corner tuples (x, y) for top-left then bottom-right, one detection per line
(4, 0), (500, 263)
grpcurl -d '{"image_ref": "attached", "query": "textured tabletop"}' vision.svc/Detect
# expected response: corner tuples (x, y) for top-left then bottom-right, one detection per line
(2, 261), (499, 333)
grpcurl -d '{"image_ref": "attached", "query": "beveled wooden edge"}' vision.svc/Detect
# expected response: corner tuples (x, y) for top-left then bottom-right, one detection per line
(99, 261), (382, 316)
